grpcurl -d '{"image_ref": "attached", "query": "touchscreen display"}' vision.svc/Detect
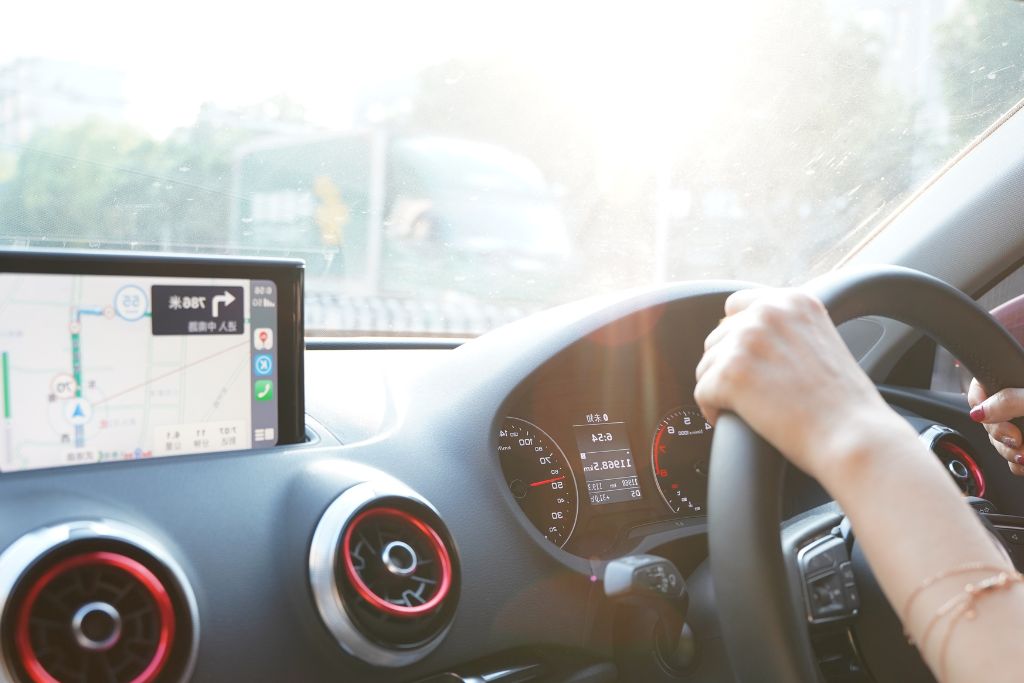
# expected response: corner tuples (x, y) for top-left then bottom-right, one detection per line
(0, 273), (279, 472)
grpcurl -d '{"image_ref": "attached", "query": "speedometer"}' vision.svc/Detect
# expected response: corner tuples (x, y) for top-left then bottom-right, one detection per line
(497, 417), (579, 548)
(651, 407), (713, 516)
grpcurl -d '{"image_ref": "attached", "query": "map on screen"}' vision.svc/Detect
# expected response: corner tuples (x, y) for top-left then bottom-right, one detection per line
(0, 273), (279, 472)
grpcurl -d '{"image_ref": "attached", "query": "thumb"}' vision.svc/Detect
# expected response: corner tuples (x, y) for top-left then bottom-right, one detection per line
(973, 388), (1024, 424)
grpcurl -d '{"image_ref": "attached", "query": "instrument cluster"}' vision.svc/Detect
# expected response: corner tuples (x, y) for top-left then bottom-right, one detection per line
(497, 378), (715, 558)
(493, 293), (739, 558)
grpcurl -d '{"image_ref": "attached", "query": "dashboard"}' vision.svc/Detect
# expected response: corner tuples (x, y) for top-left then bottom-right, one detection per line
(0, 250), (1020, 683)
(496, 345), (715, 559)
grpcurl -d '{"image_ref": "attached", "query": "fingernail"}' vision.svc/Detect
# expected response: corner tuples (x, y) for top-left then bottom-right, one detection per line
(970, 405), (986, 422)
(1003, 437), (1020, 449)
(1016, 454), (1024, 466)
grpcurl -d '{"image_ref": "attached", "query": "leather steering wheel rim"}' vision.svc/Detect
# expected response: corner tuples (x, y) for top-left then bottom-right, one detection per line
(707, 265), (1024, 682)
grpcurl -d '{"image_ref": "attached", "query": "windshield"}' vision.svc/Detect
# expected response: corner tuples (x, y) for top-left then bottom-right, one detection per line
(2, 1), (1023, 336)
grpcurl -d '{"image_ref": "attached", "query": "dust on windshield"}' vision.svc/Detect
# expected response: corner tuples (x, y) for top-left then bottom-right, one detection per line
(1, 0), (1022, 336)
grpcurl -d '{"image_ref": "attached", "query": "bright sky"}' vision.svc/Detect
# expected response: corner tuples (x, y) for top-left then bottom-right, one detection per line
(1, 1), (756, 142)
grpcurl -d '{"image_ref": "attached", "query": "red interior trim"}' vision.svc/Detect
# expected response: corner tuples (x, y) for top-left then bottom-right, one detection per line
(653, 425), (667, 477)
(15, 550), (176, 683)
(937, 439), (987, 498)
(341, 507), (452, 618)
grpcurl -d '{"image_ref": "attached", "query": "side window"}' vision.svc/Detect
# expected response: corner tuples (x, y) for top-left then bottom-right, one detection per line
(931, 263), (1024, 393)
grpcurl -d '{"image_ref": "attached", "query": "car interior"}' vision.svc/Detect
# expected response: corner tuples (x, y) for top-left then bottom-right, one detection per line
(3, 3), (1024, 683)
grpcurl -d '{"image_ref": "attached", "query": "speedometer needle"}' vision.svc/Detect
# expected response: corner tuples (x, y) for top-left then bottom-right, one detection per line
(530, 476), (565, 487)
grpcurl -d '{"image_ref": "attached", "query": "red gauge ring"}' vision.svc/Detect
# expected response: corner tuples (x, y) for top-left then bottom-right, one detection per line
(15, 551), (176, 683)
(341, 507), (452, 618)
(937, 439), (986, 498)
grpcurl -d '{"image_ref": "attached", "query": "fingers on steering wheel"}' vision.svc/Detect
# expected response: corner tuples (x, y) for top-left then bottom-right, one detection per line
(694, 344), (730, 426)
(967, 378), (988, 408)
(695, 335), (718, 383)
(723, 288), (769, 316)
(966, 380), (1024, 474)
(703, 315), (737, 352)
(990, 437), (1024, 468)
(693, 371), (721, 427)
(972, 387), (1024, 424)
(987, 421), (1022, 450)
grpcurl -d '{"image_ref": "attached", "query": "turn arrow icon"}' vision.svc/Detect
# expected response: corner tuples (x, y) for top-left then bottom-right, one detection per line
(211, 290), (237, 318)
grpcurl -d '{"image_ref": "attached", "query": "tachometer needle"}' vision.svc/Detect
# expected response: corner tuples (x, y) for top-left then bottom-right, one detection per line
(530, 476), (565, 487)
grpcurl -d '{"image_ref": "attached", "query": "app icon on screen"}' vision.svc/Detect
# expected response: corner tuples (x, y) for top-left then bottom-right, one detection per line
(254, 427), (276, 442)
(254, 354), (273, 376)
(254, 380), (274, 401)
(254, 327), (273, 350)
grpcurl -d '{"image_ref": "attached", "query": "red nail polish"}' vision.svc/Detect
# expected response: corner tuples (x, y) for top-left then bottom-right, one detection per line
(1016, 454), (1024, 466)
(970, 405), (985, 422)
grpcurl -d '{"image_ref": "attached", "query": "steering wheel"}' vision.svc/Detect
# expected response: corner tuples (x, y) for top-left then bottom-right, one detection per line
(707, 265), (1024, 682)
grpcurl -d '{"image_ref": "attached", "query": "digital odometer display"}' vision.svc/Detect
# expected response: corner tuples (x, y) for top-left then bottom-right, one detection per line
(573, 415), (643, 505)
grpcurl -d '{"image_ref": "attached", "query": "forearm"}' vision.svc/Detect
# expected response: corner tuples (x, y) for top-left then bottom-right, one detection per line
(819, 412), (1024, 683)
(691, 288), (1024, 681)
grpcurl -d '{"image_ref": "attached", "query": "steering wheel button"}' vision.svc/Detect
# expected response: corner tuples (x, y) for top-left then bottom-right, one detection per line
(838, 561), (855, 584)
(802, 540), (843, 576)
(808, 573), (845, 617)
(843, 585), (860, 611)
(803, 551), (832, 575)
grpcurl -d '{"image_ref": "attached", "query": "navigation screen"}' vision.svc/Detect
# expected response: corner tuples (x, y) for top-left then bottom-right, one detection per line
(573, 413), (643, 505)
(0, 274), (279, 472)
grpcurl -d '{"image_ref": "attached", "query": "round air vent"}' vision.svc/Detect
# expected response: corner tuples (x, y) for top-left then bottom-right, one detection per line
(0, 521), (199, 683)
(921, 425), (985, 497)
(342, 507), (452, 618)
(309, 482), (459, 667)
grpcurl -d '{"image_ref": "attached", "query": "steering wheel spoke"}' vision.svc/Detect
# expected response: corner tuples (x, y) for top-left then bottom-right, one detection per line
(982, 512), (1024, 570)
(797, 532), (861, 625)
(780, 508), (862, 626)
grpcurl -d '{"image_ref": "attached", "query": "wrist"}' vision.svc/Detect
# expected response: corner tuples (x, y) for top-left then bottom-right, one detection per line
(810, 408), (924, 494)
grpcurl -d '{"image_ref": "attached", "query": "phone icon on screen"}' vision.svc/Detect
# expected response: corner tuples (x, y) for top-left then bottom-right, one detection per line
(254, 380), (274, 401)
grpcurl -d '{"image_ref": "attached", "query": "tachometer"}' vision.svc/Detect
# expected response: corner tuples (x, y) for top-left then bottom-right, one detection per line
(651, 407), (712, 516)
(498, 417), (579, 548)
